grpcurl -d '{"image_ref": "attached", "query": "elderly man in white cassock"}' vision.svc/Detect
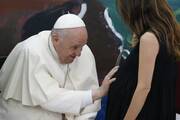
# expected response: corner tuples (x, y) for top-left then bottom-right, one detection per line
(0, 14), (118, 120)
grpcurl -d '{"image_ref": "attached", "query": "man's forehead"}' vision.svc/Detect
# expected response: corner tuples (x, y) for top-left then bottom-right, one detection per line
(67, 29), (87, 44)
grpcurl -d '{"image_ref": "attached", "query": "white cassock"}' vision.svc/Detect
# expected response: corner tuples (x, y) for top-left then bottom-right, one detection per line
(177, 113), (180, 120)
(0, 31), (101, 120)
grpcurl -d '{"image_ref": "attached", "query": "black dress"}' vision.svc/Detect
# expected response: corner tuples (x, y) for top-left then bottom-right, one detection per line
(106, 40), (178, 120)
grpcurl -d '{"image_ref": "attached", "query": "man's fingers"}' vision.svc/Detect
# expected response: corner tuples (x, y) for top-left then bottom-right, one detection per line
(105, 66), (119, 79)
(109, 78), (116, 83)
(108, 66), (119, 75)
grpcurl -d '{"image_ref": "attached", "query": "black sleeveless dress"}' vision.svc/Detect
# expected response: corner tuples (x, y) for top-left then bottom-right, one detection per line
(106, 40), (178, 120)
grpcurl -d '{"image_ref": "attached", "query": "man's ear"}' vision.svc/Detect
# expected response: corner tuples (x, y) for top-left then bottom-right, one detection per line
(51, 31), (59, 42)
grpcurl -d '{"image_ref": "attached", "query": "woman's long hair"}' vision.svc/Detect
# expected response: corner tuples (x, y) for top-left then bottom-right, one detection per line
(117, 0), (180, 58)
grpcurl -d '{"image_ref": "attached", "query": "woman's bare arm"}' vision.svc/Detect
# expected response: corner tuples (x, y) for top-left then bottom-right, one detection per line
(124, 32), (159, 120)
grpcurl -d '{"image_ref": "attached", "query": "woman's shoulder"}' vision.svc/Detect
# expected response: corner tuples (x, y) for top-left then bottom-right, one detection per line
(140, 32), (159, 44)
(140, 32), (160, 50)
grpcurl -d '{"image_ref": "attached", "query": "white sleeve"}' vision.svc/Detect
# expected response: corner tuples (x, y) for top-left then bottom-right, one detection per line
(40, 90), (93, 115)
(176, 113), (180, 119)
(75, 112), (97, 120)
(74, 99), (101, 120)
(81, 90), (93, 108)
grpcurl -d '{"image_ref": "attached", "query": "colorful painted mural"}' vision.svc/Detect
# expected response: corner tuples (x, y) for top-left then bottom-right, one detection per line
(98, 0), (180, 55)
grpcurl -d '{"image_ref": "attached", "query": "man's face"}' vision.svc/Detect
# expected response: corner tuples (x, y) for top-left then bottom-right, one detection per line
(53, 27), (88, 64)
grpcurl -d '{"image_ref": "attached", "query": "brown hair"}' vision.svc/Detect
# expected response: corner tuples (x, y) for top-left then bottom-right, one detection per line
(117, 0), (180, 58)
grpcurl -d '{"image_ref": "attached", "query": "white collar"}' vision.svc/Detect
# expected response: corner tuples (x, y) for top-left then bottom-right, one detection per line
(48, 34), (59, 62)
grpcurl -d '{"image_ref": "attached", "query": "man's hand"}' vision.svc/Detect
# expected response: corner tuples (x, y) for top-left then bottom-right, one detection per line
(92, 66), (119, 101)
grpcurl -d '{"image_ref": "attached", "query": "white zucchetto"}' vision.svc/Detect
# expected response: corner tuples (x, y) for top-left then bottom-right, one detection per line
(53, 14), (86, 29)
